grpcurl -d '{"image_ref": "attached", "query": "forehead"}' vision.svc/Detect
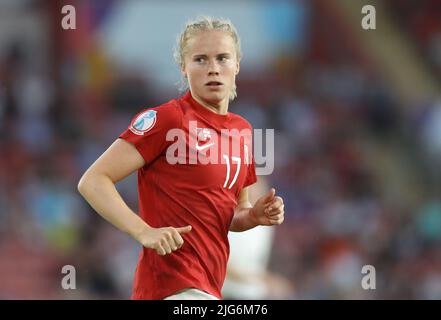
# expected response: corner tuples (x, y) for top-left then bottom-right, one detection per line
(186, 30), (235, 55)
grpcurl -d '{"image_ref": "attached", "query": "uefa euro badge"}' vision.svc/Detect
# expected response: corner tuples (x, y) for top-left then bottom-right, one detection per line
(130, 110), (157, 135)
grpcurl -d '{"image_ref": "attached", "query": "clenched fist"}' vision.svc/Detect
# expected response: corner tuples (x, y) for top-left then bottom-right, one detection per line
(250, 188), (285, 226)
(136, 225), (192, 256)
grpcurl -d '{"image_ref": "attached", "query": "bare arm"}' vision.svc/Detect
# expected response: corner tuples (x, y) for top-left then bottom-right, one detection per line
(229, 187), (257, 232)
(77, 138), (191, 255)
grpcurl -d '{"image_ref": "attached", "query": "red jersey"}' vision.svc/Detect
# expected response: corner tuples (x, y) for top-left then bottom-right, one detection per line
(119, 91), (257, 300)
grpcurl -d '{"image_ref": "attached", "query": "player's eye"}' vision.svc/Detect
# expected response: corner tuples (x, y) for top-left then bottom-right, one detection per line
(194, 57), (205, 63)
(218, 56), (228, 62)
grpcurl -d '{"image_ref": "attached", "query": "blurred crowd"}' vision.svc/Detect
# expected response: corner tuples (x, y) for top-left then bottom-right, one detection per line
(1, 0), (441, 299)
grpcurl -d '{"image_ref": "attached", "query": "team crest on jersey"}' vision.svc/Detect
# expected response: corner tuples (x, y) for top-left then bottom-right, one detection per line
(196, 128), (212, 141)
(130, 110), (157, 135)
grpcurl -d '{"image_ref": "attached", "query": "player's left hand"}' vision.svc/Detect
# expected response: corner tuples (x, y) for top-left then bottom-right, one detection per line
(250, 188), (284, 226)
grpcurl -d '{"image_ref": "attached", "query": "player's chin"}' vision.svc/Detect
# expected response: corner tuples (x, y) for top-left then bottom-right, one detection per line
(202, 90), (228, 103)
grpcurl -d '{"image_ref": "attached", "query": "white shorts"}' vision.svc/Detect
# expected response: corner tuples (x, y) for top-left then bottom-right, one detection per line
(163, 288), (219, 300)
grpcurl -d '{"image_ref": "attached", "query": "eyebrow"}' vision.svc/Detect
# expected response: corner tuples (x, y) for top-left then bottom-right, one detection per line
(192, 53), (232, 58)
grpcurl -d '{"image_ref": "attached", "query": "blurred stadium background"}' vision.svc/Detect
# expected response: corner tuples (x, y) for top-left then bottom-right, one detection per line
(1, 0), (441, 299)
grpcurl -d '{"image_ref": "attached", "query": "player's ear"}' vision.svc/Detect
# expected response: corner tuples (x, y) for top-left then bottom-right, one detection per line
(235, 60), (240, 75)
(181, 62), (187, 78)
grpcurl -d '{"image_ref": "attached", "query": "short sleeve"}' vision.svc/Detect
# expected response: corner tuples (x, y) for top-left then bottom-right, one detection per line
(242, 122), (257, 188)
(118, 103), (182, 164)
(243, 153), (257, 188)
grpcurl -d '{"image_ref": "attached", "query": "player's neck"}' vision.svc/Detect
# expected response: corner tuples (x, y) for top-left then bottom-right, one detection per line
(193, 95), (229, 115)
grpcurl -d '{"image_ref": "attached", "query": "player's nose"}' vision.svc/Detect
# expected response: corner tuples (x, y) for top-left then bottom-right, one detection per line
(207, 60), (220, 75)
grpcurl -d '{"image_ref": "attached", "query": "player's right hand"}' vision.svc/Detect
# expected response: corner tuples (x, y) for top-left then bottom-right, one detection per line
(137, 225), (192, 256)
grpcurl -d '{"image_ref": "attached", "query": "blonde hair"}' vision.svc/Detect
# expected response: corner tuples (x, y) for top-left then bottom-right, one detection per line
(174, 16), (242, 101)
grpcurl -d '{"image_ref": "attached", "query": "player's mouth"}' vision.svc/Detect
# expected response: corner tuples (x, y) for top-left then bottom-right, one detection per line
(205, 81), (224, 87)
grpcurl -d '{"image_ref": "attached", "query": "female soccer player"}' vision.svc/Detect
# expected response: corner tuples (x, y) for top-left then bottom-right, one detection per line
(78, 16), (285, 300)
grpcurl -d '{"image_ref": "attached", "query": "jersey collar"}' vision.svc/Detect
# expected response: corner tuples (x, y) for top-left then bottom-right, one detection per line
(181, 91), (231, 126)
